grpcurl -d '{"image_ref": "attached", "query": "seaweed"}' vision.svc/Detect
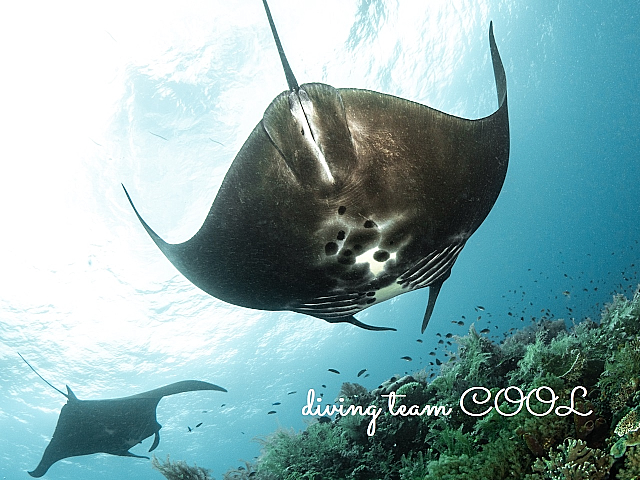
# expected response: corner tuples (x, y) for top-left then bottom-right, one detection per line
(152, 455), (213, 480)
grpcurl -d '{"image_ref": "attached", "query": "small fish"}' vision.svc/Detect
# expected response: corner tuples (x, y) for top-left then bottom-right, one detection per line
(272, 402), (281, 406)
(562, 291), (570, 296)
(328, 368), (340, 374)
(435, 358), (442, 365)
(267, 411), (277, 415)
(476, 305), (485, 311)
(445, 333), (453, 338)
(187, 426), (192, 432)
(287, 391), (297, 395)
(480, 328), (490, 334)
(416, 339), (423, 343)
(321, 385), (326, 388)
(357, 369), (367, 377)
(429, 351), (436, 356)
(457, 320), (465, 326)
(221, 404), (226, 407)
(401, 356), (412, 361)
(196, 422), (203, 428)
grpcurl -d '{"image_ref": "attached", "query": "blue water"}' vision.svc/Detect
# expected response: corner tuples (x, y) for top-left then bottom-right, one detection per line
(1, 0), (638, 479)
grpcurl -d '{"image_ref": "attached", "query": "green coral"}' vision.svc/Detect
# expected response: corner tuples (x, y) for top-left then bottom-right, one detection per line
(254, 422), (394, 479)
(617, 445), (640, 480)
(227, 287), (640, 480)
(152, 455), (213, 480)
(524, 438), (611, 480)
(399, 430), (528, 480)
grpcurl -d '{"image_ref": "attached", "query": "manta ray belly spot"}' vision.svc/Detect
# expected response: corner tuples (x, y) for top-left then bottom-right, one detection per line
(300, 219), (407, 317)
(356, 247), (397, 276)
(317, 209), (405, 298)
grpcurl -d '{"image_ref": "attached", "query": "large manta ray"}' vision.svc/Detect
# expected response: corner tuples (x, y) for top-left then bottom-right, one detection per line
(124, 0), (509, 332)
(20, 354), (226, 477)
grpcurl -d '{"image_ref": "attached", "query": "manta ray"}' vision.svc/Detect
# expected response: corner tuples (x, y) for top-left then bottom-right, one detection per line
(20, 354), (226, 477)
(124, 0), (509, 332)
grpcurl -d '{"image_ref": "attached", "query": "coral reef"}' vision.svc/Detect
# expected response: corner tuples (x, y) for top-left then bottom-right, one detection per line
(243, 287), (640, 479)
(159, 287), (640, 479)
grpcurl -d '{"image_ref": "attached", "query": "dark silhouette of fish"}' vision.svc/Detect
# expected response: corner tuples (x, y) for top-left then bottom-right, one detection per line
(123, 0), (509, 333)
(20, 354), (226, 478)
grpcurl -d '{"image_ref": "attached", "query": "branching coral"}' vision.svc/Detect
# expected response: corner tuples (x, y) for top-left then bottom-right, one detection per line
(152, 455), (213, 480)
(525, 438), (612, 480)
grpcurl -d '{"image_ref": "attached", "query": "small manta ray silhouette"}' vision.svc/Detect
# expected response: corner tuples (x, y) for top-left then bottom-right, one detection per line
(19, 353), (226, 477)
